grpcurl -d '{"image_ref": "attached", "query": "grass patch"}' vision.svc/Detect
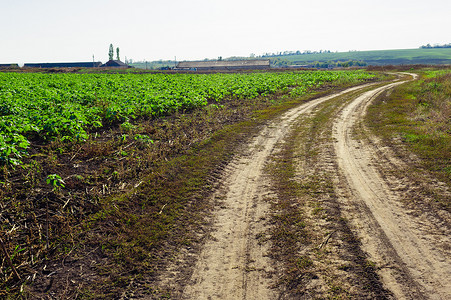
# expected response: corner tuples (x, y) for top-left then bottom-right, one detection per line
(266, 132), (312, 296)
(366, 68), (450, 208)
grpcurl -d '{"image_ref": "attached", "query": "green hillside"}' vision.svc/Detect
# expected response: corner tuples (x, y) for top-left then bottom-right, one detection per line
(129, 48), (451, 70)
(271, 48), (451, 66)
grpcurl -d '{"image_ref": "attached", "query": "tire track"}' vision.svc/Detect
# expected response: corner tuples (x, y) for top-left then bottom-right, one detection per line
(333, 76), (451, 299)
(180, 85), (373, 300)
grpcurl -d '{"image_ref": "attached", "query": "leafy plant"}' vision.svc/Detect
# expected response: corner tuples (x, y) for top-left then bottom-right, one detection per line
(134, 134), (153, 144)
(46, 174), (65, 192)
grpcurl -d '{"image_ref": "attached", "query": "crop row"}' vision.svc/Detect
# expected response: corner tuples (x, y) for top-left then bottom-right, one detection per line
(0, 71), (374, 165)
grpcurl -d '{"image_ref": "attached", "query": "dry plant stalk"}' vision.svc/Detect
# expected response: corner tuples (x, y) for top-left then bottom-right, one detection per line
(0, 235), (21, 280)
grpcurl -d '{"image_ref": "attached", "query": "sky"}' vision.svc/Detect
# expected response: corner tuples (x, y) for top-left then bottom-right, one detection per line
(1, 0), (450, 64)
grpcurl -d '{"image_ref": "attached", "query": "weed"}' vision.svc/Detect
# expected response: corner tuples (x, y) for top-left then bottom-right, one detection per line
(46, 174), (65, 194)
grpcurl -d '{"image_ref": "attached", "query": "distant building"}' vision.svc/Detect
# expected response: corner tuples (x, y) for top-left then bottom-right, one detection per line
(0, 64), (19, 68)
(287, 65), (314, 69)
(23, 62), (102, 68)
(100, 60), (130, 68)
(176, 59), (270, 71)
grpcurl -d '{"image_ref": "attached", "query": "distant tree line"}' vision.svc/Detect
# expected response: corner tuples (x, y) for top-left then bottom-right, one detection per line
(261, 50), (333, 57)
(312, 60), (367, 68)
(420, 43), (451, 49)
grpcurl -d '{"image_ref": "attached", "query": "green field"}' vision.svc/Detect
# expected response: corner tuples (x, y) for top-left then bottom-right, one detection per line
(273, 48), (451, 66)
(0, 70), (375, 166)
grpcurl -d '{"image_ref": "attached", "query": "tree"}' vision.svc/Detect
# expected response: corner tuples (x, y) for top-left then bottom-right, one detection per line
(116, 47), (120, 61)
(109, 44), (114, 61)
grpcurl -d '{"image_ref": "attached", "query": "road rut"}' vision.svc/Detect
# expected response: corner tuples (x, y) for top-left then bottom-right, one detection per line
(181, 85), (371, 299)
(333, 76), (451, 299)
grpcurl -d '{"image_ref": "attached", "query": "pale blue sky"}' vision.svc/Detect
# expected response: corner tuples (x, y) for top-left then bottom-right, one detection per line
(1, 0), (450, 64)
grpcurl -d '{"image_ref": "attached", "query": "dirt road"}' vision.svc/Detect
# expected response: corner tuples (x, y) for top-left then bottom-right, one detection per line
(333, 76), (451, 299)
(181, 85), (375, 300)
(155, 75), (450, 299)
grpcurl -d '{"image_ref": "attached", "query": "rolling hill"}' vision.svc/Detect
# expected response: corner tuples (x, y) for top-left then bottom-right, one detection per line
(269, 48), (451, 66)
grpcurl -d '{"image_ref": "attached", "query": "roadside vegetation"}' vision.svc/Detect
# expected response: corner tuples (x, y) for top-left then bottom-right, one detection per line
(0, 70), (378, 298)
(366, 68), (450, 209)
